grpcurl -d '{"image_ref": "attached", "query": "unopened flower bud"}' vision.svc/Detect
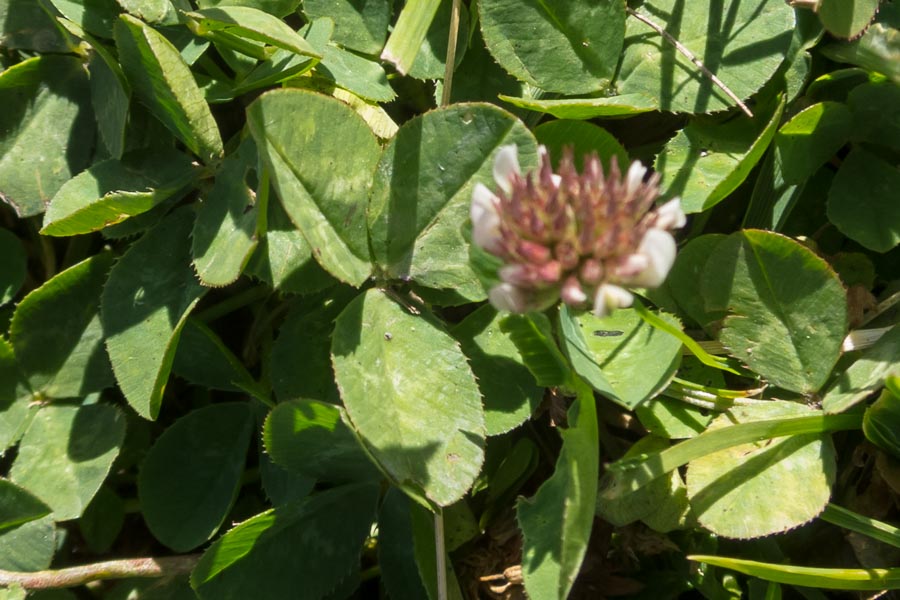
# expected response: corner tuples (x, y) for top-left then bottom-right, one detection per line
(561, 276), (588, 305)
(515, 240), (552, 264)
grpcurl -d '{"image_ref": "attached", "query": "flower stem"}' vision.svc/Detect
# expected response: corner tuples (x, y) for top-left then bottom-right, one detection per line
(440, 0), (461, 107)
(0, 556), (200, 590)
(194, 285), (271, 323)
(435, 509), (448, 600)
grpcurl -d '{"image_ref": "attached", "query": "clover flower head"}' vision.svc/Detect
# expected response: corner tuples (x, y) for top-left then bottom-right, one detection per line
(471, 145), (685, 317)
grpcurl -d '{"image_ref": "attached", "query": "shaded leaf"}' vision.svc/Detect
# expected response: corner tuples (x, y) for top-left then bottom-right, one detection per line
(263, 399), (379, 482)
(192, 139), (259, 287)
(827, 148), (900, 252)
(685, 401), (836, 539)
(657, 94), (785, 213)
(246, 192), (335, 295)
(534, 120), (629, 172)
(332, 289), (484, 507)
(847, 80), (900, 150)
(139, 402), (254, 551)
(10, 253), (115, 399)
(0, 515), (56, 572)
(774, 101), (852, 185)
(247, 89), (378, 286)
(818, 0), (880, 39)
(0, 229), (26, 306)
(823, 324), (900, 414)
(10, 403), (125, 521)
(191, 484), (379, 600)
(407, 0), (468, 81)
(661, 234), (728, 329)
(597, 435), (690, 532)
(0, 480), (51, 533)
(618, 0), (794, 114)
(864, 382), (900, 460)
(196, 0), (300, 17)
(0, 55), (94, 217)
(172, 318), (259, 394)
(271, 288), (356, 404)
(300, 0), (391, 55)
(0, 0), (72, 52)
(0, 339), (35, 453)
(377, 488), (429, 600)
(49, 0), (120, 38)
(480, 0), (625, 94)
(115, 14), (224, 163)
(102, 208), (207, 420)
(187, 6), (319, 58)
(702, 230), (847, 393)
(501, 313), (572, 388)
(87, 50), (130, 159)
(78, 485), (124, 554)
(518, 380), (598, 600)
(313, 43), (396, 102)
(564, 307), (682, 408)
(42, 152), (196, 236)
(443, 27), (523, 105)
(452, 306), (542, 436)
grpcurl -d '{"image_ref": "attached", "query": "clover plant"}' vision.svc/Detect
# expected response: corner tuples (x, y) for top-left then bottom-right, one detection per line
(0, 0), (899, 599)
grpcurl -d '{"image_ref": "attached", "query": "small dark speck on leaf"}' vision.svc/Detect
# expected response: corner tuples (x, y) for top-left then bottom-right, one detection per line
(446, 453), (460, 463)
(593, 330), (624, 337)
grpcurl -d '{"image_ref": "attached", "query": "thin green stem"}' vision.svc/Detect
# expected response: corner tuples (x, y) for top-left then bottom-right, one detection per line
(435, 509), (447, 600)
(256, 168), (270, 238)
(29, 218), (56, 280)
(194, 285), (271, 323)
(440, 0), (461, 107)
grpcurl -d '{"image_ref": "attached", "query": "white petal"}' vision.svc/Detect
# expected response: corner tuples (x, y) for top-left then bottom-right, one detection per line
(493, 145), (520, 194)
(593, 284), (634, 317)
(630, 228), (677, 288)
(471, 183), (504, 253)
(471, 183), (499, 223)
(625, 160), (647, 191)
(656, 197), (687, 230)
(489, 283), (529, 313)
